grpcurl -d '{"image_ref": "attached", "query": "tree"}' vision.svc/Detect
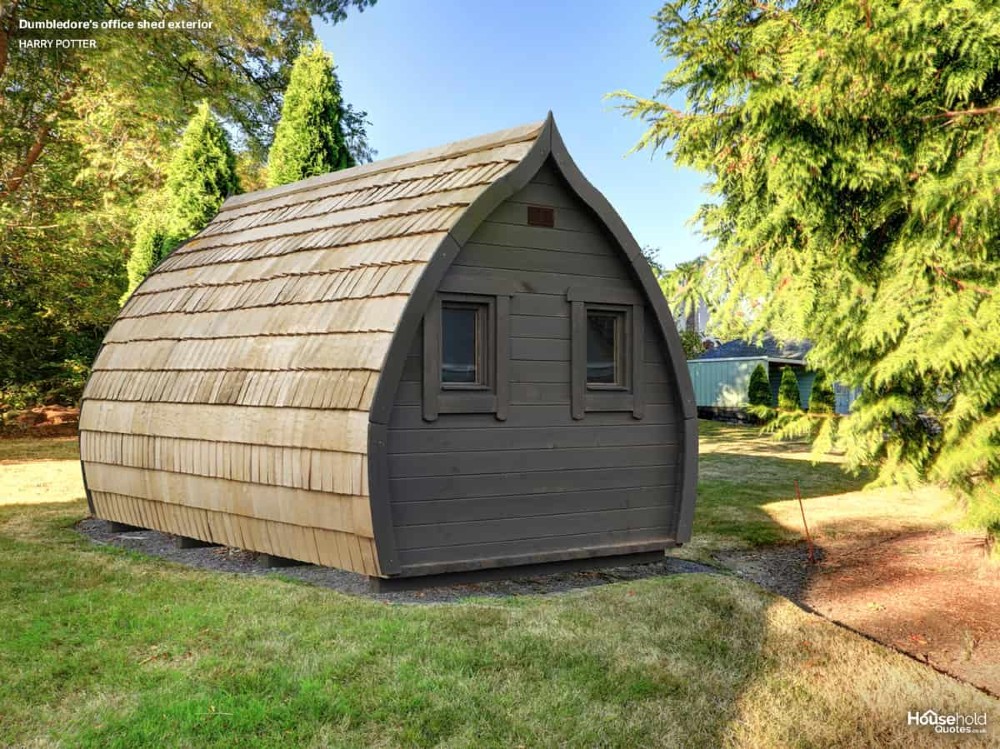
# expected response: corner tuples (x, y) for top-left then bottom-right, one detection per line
(748, 364), (772, 407)
(0, 1), (373, 406)
(809, 371), (836, 415)
(678, 330), (704, 359)
(778, 368), (802, 412)
(267, 44), (356, 187)
(616, 1), (999, 497)
(122, 104), (239, 299)
(660, 256), (708, 333)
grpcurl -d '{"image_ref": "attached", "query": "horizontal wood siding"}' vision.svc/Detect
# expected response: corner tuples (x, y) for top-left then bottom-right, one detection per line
(386, 160), (684, 573)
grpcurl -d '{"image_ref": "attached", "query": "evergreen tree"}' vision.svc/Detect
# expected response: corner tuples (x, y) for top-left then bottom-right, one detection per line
(809, 371), (836, 415)
(165, 102), (240, 239)
(748, 364), (772, 407)
(661, 256), (709, 333)
(122, 103), (239, 299)
(778, 368), (802, 412)
(617, 0), (1000, 497)
(267, 44), (355, 187)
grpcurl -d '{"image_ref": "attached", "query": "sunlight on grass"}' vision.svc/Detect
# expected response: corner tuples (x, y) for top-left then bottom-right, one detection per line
(0, 460), (85, 505)
(763, 486), (963, 544)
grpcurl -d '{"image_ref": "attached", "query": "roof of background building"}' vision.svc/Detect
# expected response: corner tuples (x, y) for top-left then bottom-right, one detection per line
(696, 335), (812, 362)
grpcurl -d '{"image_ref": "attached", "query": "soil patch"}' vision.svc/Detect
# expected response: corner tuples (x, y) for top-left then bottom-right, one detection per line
(717, 530), (1000, 696)
(77, 518), (714, 604)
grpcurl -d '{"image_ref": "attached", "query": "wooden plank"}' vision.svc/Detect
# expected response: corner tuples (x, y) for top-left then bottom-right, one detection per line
(391, 484), (674, 526)
(387, 423), (677, 454)
(388, 403), (678, 430)
(388, 444), (675, 478)
(107, 297), (408, 343)
(509, 314), (568, 340)
(570, 301), (585, 419)
(388, 464), (678, 502)
(452, 245), (627, 279)
(85, 464), (377, 537)
(440, 268), (634, 299)
(80, 401), (370, 453)
(95, 332), (394, 373)
(398, 527), (673, 568)
(394, 505), (672, 551)
(510, 337), (571, 362)
(486, 200), (604, 234)
(495, 293), (511, 422)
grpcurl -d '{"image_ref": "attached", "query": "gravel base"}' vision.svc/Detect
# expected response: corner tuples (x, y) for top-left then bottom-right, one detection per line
(713, 542), (825, 603)
(77, 518), (716, 604)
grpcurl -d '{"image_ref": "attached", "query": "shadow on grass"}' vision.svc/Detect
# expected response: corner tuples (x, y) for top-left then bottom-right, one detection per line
(695, 451), (871, 549)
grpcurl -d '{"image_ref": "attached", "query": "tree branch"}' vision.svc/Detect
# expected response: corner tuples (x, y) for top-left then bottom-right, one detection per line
(922, 105), (1000, 121)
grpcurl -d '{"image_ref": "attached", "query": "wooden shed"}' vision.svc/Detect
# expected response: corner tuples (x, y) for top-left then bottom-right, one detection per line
(79, 115), (698, 583)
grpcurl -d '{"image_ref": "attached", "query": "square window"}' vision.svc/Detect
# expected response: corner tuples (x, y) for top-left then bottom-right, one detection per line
(441, 301), (488, 388)
(586, 309), (626, 387)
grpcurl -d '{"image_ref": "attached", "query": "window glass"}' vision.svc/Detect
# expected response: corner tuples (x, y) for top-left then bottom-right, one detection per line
(587, 311), (621, 385)
(442, 304), (482, 384)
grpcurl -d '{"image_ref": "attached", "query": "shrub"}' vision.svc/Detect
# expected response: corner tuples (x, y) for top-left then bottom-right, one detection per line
(748, 363), (772, 407)
(778, 367), (802, 411)
(678, 330), (704, 359)
(808, 370), (836, 415)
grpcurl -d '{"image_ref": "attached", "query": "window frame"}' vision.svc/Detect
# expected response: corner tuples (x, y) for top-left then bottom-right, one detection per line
(423, 289), (510, 421)
(440, 300), (490, 390)
(584, 305), (629, 391)
(568, 286), (645, 420)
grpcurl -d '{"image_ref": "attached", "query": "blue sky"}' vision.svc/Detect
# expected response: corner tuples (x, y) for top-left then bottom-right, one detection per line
(318, 1), (710, 270)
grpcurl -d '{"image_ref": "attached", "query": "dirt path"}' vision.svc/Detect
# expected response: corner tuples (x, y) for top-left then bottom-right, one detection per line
(716, 530), (1000, 696)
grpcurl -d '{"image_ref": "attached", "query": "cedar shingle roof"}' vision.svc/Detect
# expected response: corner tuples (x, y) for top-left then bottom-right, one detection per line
(79, 120), (546, 576)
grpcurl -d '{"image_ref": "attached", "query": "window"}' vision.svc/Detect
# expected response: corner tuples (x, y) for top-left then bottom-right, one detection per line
(422, 288), (511, 421)
(441, 302), (488, 387)
(568, 287), (645, 420)
(586, 309), (626, 387)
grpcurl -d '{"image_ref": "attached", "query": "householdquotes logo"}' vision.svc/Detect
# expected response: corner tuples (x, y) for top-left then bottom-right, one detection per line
(908, 709), (988, 735)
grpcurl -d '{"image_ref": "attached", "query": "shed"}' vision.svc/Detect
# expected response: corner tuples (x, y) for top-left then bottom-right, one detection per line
(688, 336), (815, 414)
(79, 114), (698, 582)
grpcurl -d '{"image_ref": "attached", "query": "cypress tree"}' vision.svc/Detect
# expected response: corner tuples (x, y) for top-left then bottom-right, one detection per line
(748, 363), (772, 407)
(267, 44), (354, 187)
(165, 101), (240, 239)
(809, 371), (836, 415)
(122, 103), (239, 300)
(778, 367), (802, 411)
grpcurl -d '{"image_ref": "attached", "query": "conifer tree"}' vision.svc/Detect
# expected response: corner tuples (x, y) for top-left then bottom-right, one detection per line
(748, 364), (772, 407)
(122, 103), (239, 300)
(778, 368), (802, 411)
(617, 0), (999, 500)
(267, 44), (355, 187)
(809, 371), (836, 415)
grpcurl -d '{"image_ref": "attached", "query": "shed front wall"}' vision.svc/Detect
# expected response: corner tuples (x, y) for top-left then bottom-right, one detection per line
(384, 161), (685, 575)
(687, 358), (767, 407)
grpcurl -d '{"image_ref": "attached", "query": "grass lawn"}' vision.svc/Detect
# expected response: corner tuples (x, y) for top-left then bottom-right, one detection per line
(0, 427), (996, 747)
(687, 421), (965, 559)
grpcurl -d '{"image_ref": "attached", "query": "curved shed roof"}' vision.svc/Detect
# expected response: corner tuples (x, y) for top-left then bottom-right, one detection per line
(79, 115), (697, 578)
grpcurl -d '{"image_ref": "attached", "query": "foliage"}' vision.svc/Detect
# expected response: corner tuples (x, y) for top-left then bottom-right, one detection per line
(677, 330), (705, 359)
(0, 0), (373, 405)
(777, 368), (802, 412)
(660, 255), (709, 332)
(122, 104), (239, 299)
(748, 364), (772, 407)
(616, 0), (1000, 500)
(267, 43), (360, 187)
(809, 371), (836, 415)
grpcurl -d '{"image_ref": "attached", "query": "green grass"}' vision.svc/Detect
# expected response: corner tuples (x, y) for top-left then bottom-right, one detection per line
(685, 421), (962, 559)
(0, 435), (77, 462)
(0, 427), (995, 746)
